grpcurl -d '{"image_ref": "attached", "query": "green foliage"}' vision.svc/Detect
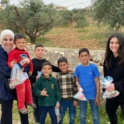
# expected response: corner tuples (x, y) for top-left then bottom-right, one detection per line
(55, 9), (89, 28)
(0, 0), (56, 43)
(0, 0), (9, 5)
(92, 0), (124, 30)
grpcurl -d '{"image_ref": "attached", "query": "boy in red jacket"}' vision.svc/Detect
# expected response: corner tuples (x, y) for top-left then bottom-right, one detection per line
(8, 33), (36, 114)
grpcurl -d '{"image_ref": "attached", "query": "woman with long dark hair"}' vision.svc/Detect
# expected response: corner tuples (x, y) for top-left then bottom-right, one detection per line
(104, 33), (124, 124)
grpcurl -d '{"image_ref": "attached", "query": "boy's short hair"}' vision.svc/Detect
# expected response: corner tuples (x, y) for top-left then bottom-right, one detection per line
(42, 61), (52, 69)
(35, 44), (44, 50)
(14, 33), (26, 43)
(57, 57), (68, 65)
(79, 48), (89, 55)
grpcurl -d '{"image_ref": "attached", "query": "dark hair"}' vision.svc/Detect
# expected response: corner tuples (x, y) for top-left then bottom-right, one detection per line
(105, 33), (124, 68)
(79, 48), (89, 56)
(14, 33), (26, 43)
(35, 44), (44, 50)
(42, 61), (52, 69)
(57, 57), (68, 65)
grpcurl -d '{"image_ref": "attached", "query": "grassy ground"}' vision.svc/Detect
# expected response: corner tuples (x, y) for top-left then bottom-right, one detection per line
(12, 101), (124, 124)
(27, 23), (121, 49)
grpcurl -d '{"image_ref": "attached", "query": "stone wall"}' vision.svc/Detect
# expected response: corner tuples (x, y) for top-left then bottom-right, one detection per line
(26, 43), (105, 76)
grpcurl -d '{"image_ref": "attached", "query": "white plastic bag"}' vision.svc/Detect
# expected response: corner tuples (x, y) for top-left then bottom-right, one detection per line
(37, 71), (42, 76)
(55, 108), (61, 123)
(73, 88), (87, 101)
(9, 64), (28, 89)
(100, 76), (120, 98)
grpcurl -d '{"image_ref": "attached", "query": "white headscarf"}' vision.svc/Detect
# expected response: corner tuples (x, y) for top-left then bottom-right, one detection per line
(0, 29), (14, 53)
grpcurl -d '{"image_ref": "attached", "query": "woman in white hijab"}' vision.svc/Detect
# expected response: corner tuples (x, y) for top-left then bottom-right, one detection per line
(0, 29), (29, 124)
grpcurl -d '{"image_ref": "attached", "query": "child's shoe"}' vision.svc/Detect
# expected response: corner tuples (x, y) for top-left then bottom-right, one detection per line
(19, 108), (28, 114)
(27, 103), (37, 108)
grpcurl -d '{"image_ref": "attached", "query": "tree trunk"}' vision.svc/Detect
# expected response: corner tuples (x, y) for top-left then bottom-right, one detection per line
(30, 36), (36, 44)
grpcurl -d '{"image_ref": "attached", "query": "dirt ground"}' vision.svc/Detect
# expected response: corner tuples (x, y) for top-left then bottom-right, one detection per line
(45, 27), (105, 49)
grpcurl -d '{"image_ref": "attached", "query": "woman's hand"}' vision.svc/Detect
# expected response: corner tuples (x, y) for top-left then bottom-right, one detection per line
(106, 83), (115, 92)
(10, 60), (16, 67)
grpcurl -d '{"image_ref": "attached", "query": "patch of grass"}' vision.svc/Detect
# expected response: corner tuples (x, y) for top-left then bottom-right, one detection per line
(77, 29), (89, 33)
(12, 101), (124, 124)
(27, 36), (54, 47)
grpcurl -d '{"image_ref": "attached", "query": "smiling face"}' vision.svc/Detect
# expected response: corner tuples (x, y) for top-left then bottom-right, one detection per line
(2, 34), (14, 50)
(109, 37), (120, 57)
(15, 38), (27, 50)
(78, 51), (90, 66)
(42, 65), (52, 78)
(58, 62), (68, 73)
(35, 47), (45, 59)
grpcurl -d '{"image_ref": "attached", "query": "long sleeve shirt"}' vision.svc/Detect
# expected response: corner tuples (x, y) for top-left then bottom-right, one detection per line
(29, 58), (60, 85)
(103, 56), (124, 103)
(0, 46), (15, 100)
(8, 48), (33, 72)
(56, 71), (77, 100)
(33, 74), (61, 106)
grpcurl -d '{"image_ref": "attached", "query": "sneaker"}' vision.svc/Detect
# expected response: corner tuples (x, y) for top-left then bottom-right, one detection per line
(27, 103), (37, 108)
(19, 108), (28, 114)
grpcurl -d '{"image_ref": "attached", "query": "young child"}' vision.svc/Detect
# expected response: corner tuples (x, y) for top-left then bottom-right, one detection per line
(56, 57), (78, 124)
(33, 61), (61, 124)
(8, 33), (36, 114)
(74, 48), (100, 124)
(29, 44), (60, 123)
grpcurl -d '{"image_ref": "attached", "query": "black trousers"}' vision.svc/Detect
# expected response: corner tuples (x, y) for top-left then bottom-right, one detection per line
(120, 104), (124, 118)
(1, 99), (29, 124)
(106, 99), (120, 124)
(33, 94), (40, 123)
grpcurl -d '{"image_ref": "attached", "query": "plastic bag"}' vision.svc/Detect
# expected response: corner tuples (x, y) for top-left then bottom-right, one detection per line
(55, 108), (61, 123)
(100, 76), (120, 98)
(37, 71), (42, 76)
(103, 90), (120, 98)
(9, 64), (28, 89)
(73, 88), (87, 101)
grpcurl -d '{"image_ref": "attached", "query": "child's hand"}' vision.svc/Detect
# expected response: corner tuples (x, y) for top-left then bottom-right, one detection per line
(78, 85), (82, 91)
(73, 100), (78, 107)
(56, 102), (60, 108)
(23, 58), (30, 64)
(67, 67), (73, 72)
(29, 71), (32, 76)
(40, 88), (48, 96)
(36, 75), (40, 80)
(95, 97), (100, 106)
(20, 58), (30, 65)
(10, 60), (16, 68)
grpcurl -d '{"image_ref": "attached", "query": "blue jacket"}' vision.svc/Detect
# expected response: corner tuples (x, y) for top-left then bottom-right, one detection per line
(0, 46), (15, 100)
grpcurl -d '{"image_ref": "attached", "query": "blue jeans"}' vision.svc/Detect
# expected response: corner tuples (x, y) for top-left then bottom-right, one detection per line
(79, 100), (99, 124)
(39, 106), (57, 124)
(59, 100), (76, 124)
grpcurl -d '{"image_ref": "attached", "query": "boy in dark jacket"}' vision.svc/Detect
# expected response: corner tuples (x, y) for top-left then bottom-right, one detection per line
(29, 44), (60, 123)
(33, 62), (61, 124)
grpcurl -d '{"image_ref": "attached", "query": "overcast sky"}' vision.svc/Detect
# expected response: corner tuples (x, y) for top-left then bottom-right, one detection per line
(9, 0), (92, 10)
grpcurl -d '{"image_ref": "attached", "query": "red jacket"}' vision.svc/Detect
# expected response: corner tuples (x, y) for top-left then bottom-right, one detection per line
(8, 48), (33, 72)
